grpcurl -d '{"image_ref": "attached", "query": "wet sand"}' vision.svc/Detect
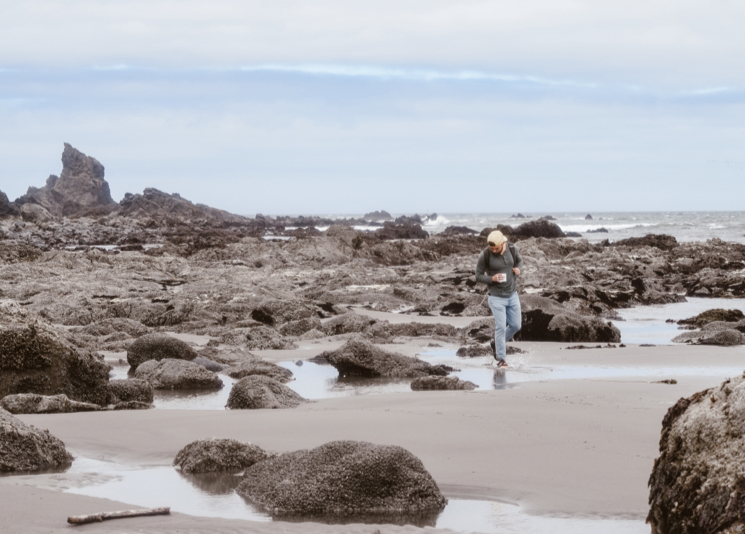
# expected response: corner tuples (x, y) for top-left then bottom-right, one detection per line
(3, 338), (744, 533)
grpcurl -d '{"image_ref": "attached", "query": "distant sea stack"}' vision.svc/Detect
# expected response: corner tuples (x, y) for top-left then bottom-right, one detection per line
(363, 210), (393, 221)
(15, 143), (118, 217)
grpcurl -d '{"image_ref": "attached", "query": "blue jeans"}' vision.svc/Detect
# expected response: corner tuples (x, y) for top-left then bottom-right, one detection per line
(488, 293), (522, 359)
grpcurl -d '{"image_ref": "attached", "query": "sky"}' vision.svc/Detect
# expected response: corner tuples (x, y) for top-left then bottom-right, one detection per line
(1, 0), (744, 215)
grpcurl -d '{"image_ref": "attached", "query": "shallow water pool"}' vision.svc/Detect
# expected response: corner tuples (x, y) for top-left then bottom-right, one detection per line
(64, 457), (647, 534)
(614, 297), (745, 345)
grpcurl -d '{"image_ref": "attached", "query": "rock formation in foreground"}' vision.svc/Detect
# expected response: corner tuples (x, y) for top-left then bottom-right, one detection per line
(173, 438), (271, 473)
(515, 295), (621, 343)
(127, 333), (198, 369)
(236, 440), (447, 516)
(134, 359), (223, 390)
(0, 303), (111, 405)
(225, 375), (305, 410)
(15, 143), (117, 217)
(321, 338), (453, 378)
(648, 374), (745, 534)
(0, 393), (102, 414)
(0, 407), (73, 472)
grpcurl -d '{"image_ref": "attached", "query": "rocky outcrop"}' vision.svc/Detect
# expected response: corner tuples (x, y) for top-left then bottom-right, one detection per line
(225, 375), (305, 410)
(647, 375), (745, 534)
(15, 143), (117, 217)
(321, 339), (453, 378)
(363, 210), (393, 221)
(456, 344), (491, 358)
(0, 305), (111, 405)
(510, 219), (566, 239)
(173, 438), (271, 473)
(611, 234), (678, 251)
(0, 407), (73, 472)
(0, 190), (19, 217)
(219, 326), (297, 350)
(515, 295), (621, 343)
(374, 222), (429, 240)
(411, 376), (477, 390)
(117, 188), (247, 225)
(20, 203), (54, 224)
(224, 359), (293, 383)
(0, 393), (102, 414)
(673, 326), (744, 346)
(106, 378), (154, 405)
(236, 440), (447, 516)
(126, 333), (198, 369)
(678, 309), (745, 328)
(134, 359), (223, 390)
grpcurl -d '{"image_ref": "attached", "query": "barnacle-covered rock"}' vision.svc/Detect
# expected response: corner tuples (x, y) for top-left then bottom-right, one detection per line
(224, 359), (293, 383)
(321, 338), (452, 378)
(236, 440), (447, 516)
(126, 333), (198, 369)
(106, 378), (154, 404)
(134, 359), (223, 390)
(0, 407), (73, 472)
(173, 438), (271, 473)
(0, 393), (102, 414)
(648, 374), (745, 534)
(410, 376), (477, 391)
(0, 302), (110, 405)
(226, 375), (304, 410)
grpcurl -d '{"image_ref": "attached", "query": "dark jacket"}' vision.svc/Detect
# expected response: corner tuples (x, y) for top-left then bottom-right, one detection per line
(475, 244), (524, 297)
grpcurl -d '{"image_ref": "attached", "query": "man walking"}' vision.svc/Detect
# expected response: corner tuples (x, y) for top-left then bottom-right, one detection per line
(474, 230), (523, 368)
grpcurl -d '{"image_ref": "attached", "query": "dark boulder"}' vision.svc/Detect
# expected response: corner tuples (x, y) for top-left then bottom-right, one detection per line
(224, 359), (294, 383)
(126, 333), (198, 369)
(0, 393), (102, 414)
(106, 378), (154, 404)
(15, 143), (118, 217)
(173, 438), (271, 474)
(0, 407), (73, 472)
(321, 339), (452, 378)
(374, 222), (429, 240)
(236, 440), (447, 516)
(677, 308), (745, 328)
(134, 359), (223, 390)
(510, 219), (566, 239)
(515, 295), (621, 343)
(441, 226), (477, 236)
(363, 210), (393, 221)
(411, 376), (477, 390)
(0, 319), (110, 405)
(611, 234), (678, 250)
(225, 375), (305, 410)
(587, 227), (609, 233)
(647, 375), (745, 534)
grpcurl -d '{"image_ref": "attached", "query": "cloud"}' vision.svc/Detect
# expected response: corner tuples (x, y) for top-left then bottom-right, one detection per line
(1, 0), (744, 88)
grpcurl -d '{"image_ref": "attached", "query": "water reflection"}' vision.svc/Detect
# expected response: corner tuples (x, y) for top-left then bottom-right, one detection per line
(179, 471), (243, 495)
(63, 458), (646, 533)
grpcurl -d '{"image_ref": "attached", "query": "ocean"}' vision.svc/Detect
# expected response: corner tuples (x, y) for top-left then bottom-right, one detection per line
(418, 211), (745, 244)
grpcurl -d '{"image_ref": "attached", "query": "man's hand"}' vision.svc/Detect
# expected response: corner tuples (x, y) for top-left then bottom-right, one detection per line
(512, 267), (520, 276)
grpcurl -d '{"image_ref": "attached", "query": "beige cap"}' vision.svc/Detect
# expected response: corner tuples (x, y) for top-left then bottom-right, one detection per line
(487, 230), (506, 246)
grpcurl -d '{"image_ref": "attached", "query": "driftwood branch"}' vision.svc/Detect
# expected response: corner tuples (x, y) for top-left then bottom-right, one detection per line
(67, 507), (170, 525)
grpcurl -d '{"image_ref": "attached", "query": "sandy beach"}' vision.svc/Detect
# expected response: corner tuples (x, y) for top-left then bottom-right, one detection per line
(3, 320), (743, 533)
